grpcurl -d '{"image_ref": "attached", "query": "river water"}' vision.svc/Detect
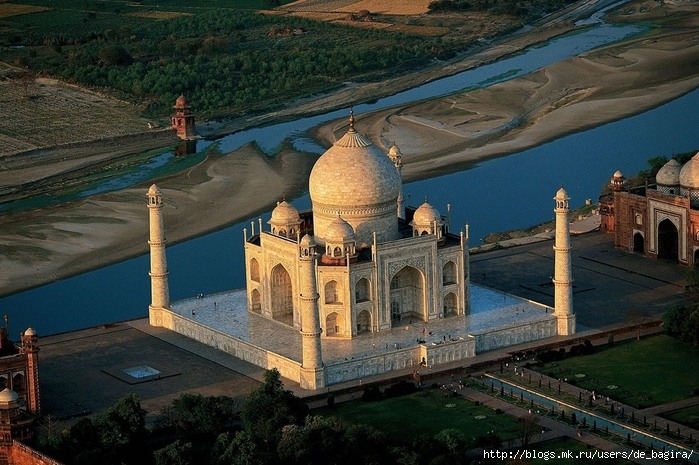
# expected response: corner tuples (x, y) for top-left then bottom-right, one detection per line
(2, 21), (699, 337)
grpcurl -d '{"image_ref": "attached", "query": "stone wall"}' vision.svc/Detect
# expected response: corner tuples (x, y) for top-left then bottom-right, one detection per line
(161, 309), (302, 384)
(324, 338), (475, 385)
(10, 441), (63, 465)
(473, 317), (557, 352)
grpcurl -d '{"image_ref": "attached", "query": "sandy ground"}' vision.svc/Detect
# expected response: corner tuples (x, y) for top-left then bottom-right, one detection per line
(2, 0), (699, 297)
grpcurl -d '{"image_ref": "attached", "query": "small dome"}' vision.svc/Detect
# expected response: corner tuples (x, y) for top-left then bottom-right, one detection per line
(270, 200), (300, 224)
(555, 187), (569, 200)
(147, 184), (161, 197)
(656, 159), (681, 186)
(388, 144), (401, 157)
(0, 389), (18, 404)
(680, 152), (699, 189)
(325, 215), (355, 242)
(412, 201), (441, 226)
(174, 94), (190, 108)
(612, 170), (623, 179)
(300, 234), (316, 248)
(24, 327), (36, 337)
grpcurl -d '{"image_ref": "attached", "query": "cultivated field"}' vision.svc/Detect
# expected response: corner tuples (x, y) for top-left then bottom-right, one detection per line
(0, 70), (157, 156)
(280, 0), (433, 15)
(279, 0), (460, 36)
(0, 2), (50, 19)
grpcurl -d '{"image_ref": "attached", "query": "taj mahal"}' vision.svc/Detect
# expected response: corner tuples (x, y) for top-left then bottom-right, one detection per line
(147, 112), (576, 390)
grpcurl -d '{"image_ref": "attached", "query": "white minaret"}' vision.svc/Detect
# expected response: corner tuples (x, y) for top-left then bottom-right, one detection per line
(553, 187), (575, 335)
(388, 143), (404, 219)
(298, 234), (325, 390)
(148, 184), (170, 327)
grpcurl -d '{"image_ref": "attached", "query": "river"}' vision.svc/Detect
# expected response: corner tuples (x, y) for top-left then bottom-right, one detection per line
(2, 20), (699, 337)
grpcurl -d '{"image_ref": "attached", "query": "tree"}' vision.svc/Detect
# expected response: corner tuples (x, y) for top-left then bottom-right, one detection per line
(15, 71), (35, 100)
(95, 393), (148, 462)
(664, 305), (699, 346)
(165, 393), (240, 439)
(154, 440), (193, 465)
(434, 428), (467, 458)
(517, 413), (540, 446)
(625, 308), (650, 340)
(211, 430), (267, 465)
(241, 369), (308, 448)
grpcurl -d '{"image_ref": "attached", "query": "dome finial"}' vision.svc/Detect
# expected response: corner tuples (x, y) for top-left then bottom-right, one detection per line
(348, 108), (355, 133)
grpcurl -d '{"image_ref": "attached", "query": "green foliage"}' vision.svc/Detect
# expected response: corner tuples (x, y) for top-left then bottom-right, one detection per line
(664, 305), (699, 346)
(429, 0), (575, 21)
(210, 430), (267, 465)
(154, 440), (193, 465)
(631, 150), (697, 187)
(96, 393), (147, 448)
(241, 368), (308, 448)
(166, 393), (239, 438)
(433, 428), (467, 456)
(0, 0), (500, 119)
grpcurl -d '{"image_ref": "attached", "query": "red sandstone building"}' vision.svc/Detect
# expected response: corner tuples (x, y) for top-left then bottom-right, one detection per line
(171, 94), (196, 140)
(601, 154), (699, 266)
(0, 324), (61, 465)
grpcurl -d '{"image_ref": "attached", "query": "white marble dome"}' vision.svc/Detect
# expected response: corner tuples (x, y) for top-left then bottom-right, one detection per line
(300, 234), (315, 248)
(680, 152), (699, 189)
(309, 114), (401, 247)
(325, 215), (355, 243)
(270, 200), (300, 224)
(656, 159), (681, 188)
(412, 201), (441, 226)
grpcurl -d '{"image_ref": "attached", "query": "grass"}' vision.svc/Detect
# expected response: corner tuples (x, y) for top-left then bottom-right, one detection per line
(662, 405), (699, 430)
(315, 387), (521, 445)
(537, 335), (699, 409)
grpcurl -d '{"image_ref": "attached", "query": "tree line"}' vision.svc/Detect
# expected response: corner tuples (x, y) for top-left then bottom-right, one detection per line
(428, 0), (574, 21)
(37, 369), (494, 465)
(4, 6), (474, 120)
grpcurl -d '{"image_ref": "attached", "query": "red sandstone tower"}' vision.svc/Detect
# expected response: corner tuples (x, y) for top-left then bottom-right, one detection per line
(20, 330), (39, 415)
(171, 94), (196, 140)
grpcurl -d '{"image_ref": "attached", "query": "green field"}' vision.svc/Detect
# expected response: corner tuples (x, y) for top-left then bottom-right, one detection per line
(662, 404), (699, 430)
(538, 335), (699, 409)
(316, 388), (521, 446)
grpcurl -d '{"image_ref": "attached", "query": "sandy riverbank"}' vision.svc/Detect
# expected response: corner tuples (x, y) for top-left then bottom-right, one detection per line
(2, 0), (699, 297)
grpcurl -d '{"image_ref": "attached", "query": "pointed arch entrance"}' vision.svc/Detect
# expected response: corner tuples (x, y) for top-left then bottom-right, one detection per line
(657, 219), (678, 262)
(390, 266), (425, 326)
(251, 289), (261, 314)
(326, 312), (344, 337)
(356, 310), (371, 334)
(443, 292), (457, 317)
(271, 264), (293, 325)
(633, 232), (644, 254)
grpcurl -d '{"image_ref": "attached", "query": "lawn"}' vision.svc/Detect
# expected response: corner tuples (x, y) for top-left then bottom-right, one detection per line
(316, 387), (521, 445)
(662, 404), (699, 430)
(537, 335), (699, 408)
